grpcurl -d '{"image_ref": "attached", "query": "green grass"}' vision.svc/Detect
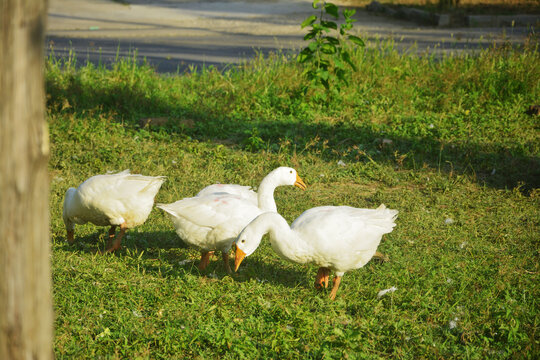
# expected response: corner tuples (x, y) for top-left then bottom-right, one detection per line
(47, 40), (539, 358)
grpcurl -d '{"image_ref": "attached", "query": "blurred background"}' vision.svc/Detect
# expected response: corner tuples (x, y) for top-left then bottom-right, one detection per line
(46, 0), (539, 72)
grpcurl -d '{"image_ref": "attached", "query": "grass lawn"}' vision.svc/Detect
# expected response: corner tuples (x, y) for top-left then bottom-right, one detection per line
(47, 39), (539, 358)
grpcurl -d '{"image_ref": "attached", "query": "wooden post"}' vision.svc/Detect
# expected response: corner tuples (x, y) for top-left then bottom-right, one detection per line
(0, 0), (53, 359)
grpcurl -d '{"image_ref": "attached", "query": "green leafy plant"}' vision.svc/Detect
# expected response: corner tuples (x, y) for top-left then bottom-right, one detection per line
(242, 127), (266, 152)
(298, 0), (364, 97)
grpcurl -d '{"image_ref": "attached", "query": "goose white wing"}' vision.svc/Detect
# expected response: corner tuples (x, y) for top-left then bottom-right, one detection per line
(196, 184), (258, 206)
(78, 171), (164, 203)
(157, 193), (261, 229)
(157, 193), (263, 251)
(292, 206), (397, 240)
(292, 206), (397, 270)
(77, 171), (165, 226)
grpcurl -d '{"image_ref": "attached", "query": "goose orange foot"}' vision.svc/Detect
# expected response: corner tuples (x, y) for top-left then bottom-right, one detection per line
(372, 251), (389, 263)
(103, 223), (126, 253)
(198, 251), (214, 271)
(329, 276), (342, 300)
(314, 267), (330, 289)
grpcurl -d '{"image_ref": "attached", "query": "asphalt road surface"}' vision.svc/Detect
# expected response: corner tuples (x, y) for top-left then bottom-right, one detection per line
(46, 0), (534, 73)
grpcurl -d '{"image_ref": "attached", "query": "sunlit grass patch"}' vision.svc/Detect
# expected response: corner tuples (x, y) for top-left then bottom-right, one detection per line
(48, 39), (539, 358)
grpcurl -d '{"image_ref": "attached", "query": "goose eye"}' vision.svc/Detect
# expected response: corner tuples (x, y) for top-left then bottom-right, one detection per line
(289, 170), (292, 174)
(241, 239), (245, 243)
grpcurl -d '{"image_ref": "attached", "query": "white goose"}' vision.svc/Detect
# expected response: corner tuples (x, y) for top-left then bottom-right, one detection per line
(63, 170), (165, 252)
(157, 167), (306, 274)
(234, 204), (398, 299)
(196, 184), (257, 206)
(195, 166), (305, 212)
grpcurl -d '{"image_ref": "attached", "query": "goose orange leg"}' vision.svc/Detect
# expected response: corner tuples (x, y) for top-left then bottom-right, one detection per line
(104, 223), (126, 253)
(372, 251), (389, 262)
(329, 276), (342, 300)
(198, 251), (214, 271)
(314, 267), (330, 289)
(105, 225), (117, 249)
(67, 230), (75, 244)
(222, 251), (233, 275)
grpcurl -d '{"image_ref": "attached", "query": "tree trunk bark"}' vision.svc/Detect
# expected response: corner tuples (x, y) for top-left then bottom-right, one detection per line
(0, 0), (53, 359)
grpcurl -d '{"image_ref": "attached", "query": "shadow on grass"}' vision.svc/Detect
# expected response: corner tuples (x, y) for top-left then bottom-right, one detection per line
(56, 228), (391, 294)
(233, 256), (310, 287)
(55, 228), (187, 254)
(56, 229), (309, 285)
(138, 232), (311, 289)
(54, 231), (109, 254)
(46, 59), (540, 193)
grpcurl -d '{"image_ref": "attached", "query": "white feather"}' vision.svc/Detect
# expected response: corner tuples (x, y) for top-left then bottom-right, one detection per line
(158, 167), (305, 254)
(196, 184), (257, 206)
(237, 205), (398, 277)
(63, 170), (165, 230)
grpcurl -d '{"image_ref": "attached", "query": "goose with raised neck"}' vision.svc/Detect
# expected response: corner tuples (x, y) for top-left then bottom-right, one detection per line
(196, 167), (306, 212)
(157, 167), (306, 274)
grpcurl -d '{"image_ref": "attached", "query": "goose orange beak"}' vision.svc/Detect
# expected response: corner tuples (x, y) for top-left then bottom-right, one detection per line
(294, 174), (307, 191)
(234, 247), (246, 272)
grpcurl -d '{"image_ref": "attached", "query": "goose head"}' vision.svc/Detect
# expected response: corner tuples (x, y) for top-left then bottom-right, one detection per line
(234, 220), (265, 271)
(267, 167), (306, 190)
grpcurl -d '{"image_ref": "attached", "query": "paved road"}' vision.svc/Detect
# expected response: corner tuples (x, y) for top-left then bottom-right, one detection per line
(46, 0), (534, 72)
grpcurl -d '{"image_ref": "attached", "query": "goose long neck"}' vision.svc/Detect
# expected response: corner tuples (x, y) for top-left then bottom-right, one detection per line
(255, 213), (311, 264)
(257, 176), (279, 212)
(255, 212), (292, 239)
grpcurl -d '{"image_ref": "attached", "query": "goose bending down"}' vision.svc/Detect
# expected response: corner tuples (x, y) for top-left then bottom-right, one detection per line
(234, 204), (398, 299)
(63, 170), (165, 252)
(157, 167), (306, 274)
